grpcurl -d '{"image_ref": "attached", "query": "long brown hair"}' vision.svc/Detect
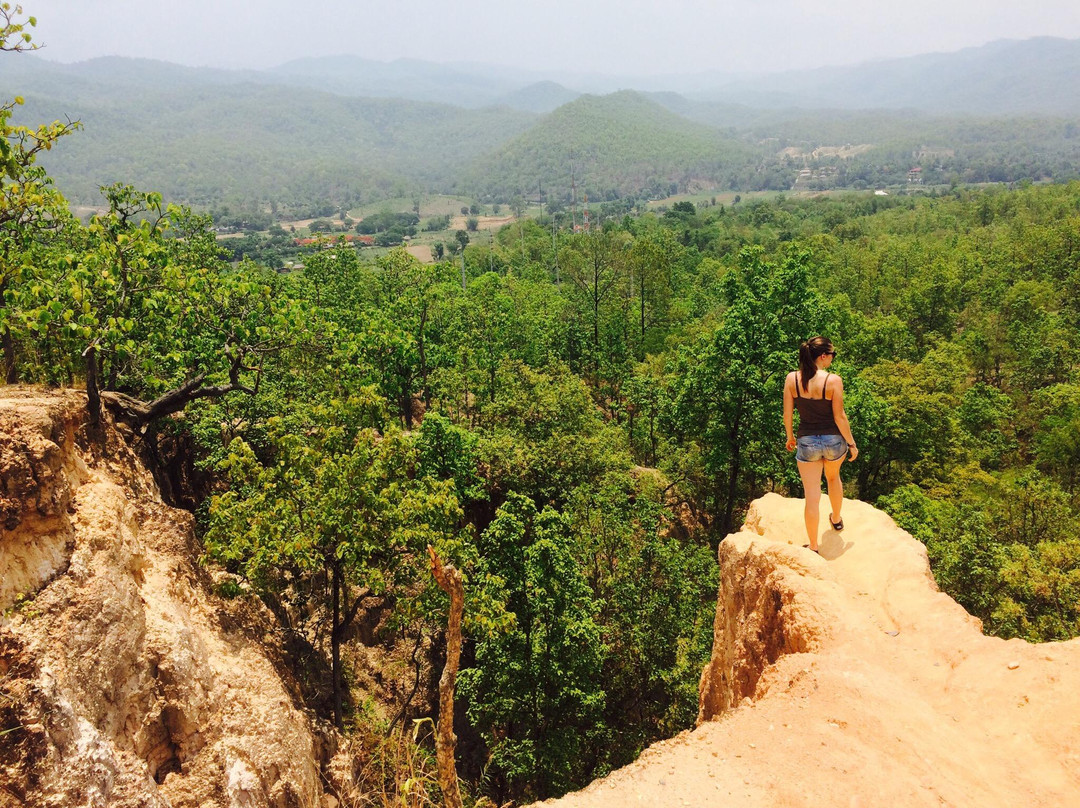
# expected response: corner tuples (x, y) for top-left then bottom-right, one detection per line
(798, 336), (833, 393)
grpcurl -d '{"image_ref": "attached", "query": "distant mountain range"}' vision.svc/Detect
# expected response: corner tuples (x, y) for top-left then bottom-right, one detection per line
(694, 37), (1080, 116)
(1, 36), (1078, 210)
(9, 36), (1080, 115)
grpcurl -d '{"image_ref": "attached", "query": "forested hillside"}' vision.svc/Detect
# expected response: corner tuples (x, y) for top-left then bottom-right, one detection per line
(466, 90), (755, 200)
(5, 59), (537, 213)
(6, 44), (1080, 213)
(4, 8), (1080, 806)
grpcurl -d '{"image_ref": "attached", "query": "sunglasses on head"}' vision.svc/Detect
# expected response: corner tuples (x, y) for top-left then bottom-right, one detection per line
(822, 350), (837, 357)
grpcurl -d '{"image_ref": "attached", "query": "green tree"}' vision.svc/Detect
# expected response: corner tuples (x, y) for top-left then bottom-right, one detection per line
(459, 493), (605, 801)
(568, 473), (715, 769)
(479, 360), (623, 505)
(559, 229), (629, 375)
(66, 188), (301, 427)
(0, 5), (79, 381)
(1032, 383), (1080, 496)
(667, 247), (831, 535)
(626, 229), (680, 359)
(205, 395), (461, 728)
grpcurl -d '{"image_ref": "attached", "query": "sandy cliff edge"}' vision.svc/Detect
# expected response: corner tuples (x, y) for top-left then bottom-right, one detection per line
(533, 492), (1080, 808)
(0, 389), (324, 808)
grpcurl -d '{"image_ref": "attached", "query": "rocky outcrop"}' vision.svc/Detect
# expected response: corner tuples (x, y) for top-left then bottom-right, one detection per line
(0, 388), (324, 807)
(534, 492), (1080, 808)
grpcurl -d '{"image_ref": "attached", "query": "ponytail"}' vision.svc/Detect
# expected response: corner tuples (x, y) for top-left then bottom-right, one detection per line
(799, 336), (834, 392)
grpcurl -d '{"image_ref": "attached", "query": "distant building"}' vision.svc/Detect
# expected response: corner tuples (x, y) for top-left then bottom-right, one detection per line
(907, 167), (923, 184)
(791, 164), (839, 190)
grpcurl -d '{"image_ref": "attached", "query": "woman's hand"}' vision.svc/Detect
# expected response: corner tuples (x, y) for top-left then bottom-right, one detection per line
(786, 436), (797, 452)
(848, 445), (859, 461)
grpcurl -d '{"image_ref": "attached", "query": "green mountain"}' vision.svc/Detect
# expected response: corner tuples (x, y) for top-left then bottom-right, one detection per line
(468, 90), (755, 201)
(5, 57), (536, 210)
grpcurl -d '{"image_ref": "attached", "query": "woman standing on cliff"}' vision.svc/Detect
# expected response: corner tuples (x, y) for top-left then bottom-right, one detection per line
(783, 336), (858, 553)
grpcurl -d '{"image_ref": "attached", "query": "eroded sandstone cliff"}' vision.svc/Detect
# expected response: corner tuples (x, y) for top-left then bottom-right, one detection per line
(535, 493), (1080, 808)
(7, 389), (1080, 808)
(0, 389), (325, 807)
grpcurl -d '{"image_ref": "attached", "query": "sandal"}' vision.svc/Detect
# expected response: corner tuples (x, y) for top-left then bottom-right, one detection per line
(829, 514), (844, 531)
(802, 544), (820, 554)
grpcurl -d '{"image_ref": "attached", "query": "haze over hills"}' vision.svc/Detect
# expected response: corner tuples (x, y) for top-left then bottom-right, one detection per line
(14, 35), (1080, 113)
(698, 36), (1080, 115)
(3, 36), (1080, 211)
(494, 81), (582, 114)
(9, 70), (538, 208)
(267, 55), (525, 108)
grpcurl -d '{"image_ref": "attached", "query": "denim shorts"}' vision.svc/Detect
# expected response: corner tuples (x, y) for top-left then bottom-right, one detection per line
(796, 434), (848, 462)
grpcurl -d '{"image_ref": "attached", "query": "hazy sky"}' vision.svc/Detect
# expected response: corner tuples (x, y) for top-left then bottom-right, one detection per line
(23, 0), (1080, 76)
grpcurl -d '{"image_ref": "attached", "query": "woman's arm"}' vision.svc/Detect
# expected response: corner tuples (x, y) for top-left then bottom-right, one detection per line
(783, 372), (796, 451)
(830, 376), (859, 460)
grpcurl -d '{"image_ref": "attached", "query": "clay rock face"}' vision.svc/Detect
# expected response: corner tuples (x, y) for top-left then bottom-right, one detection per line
(0, 391), (87, 612)
(534, 492), (1080, 808)
(696, 526), (830, 721)
(0, 389), (322, 807)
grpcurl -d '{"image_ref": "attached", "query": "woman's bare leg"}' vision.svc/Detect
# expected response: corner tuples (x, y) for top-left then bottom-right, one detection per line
(824, 455), (846, 526)
(797, 459), (824, 551)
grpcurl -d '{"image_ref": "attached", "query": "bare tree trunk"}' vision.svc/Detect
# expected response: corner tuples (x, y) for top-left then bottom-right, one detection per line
(428, 547), (464, 808)
(84, 345), (102, 426)
(100, 350), (259, 430)
(418, 304), (431, 407)
(2, 327), (16, 384)
(331, 562), (344, 730)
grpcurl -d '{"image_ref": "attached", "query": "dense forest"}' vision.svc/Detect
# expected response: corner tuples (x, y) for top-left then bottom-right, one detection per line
(4, 8), (1080, 807)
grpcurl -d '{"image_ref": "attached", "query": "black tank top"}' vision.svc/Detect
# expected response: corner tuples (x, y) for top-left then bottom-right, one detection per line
(793, 372), (841, 437)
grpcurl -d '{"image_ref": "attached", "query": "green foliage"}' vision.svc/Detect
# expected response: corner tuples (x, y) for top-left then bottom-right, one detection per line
(357, 210), (419, 235)
(8, 31), (1080, 796)
(204, 396), (462, 726)
(479, 360), (625, 504)
(880, 479), (1080, 641)
(568, 473), (716, 765)
(1032, 383), (1080, 495)
(666, 246), (834, 534)
(459, 493), (605, 801)
(416, 412), (485, 504)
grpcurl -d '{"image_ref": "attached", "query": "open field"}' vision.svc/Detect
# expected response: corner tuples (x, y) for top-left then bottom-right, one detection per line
(449, 214), (515, 231)
(346, 195), (475, 220)
(780, 143), (874, 160)
(405, 244), (434, 263)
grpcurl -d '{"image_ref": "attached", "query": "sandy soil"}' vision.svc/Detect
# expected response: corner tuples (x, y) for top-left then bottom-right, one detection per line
(405, 244), (434, 263)
(780, 145), (873, 160)
(450, 214), (515, 232)
(533, 493), (1080, 808)
(0, 389), (321, 806)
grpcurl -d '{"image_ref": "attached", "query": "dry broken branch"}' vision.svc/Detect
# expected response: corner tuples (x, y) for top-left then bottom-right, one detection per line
(427, 545), (464, 808)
